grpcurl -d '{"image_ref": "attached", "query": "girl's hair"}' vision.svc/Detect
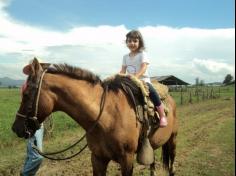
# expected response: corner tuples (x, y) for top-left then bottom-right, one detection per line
(126, 30), (145, 52)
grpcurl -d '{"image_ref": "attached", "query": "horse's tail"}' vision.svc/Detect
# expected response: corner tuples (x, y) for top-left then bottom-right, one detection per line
(161, 142), (170, 170)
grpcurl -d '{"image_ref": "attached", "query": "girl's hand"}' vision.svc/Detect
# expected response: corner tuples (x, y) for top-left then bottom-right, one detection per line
(120, 65), (127, 74)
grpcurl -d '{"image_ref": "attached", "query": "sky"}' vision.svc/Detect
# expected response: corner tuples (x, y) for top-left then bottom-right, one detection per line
(0, 0), (235, 84)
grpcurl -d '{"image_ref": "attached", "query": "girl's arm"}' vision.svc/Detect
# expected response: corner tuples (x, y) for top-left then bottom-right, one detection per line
(120, 65), (127, 74)
(135, 63), (148, 78)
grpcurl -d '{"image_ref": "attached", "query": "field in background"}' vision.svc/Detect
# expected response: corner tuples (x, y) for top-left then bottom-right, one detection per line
(0, 85), (235, 175)
(168, 85), (235, 105)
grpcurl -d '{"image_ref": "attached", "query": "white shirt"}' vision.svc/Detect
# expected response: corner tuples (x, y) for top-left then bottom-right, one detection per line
(122, 51), (151, 83)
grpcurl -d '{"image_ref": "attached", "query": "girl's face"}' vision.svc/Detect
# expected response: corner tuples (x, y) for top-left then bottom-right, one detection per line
(126, 38), (139, 53)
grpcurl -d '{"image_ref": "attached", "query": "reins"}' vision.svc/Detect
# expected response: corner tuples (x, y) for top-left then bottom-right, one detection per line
(33, 85), (108, 160)
(17, 66), (108, 160)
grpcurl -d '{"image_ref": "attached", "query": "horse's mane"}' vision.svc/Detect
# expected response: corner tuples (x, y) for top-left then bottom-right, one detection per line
(103, 75), (143, 98)
(47, 64), (142, 100)
(47, 64), (102, 85)
(103, 75), (135, 91)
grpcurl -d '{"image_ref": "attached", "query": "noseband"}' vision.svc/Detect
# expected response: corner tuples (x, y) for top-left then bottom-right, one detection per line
(16, 69), (47, 136)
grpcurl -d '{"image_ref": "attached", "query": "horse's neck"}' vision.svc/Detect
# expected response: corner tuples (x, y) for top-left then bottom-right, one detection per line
(45, 74), (104, 130)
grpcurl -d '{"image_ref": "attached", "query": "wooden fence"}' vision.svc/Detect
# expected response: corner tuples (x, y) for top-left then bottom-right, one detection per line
(169, 86), (233, 105)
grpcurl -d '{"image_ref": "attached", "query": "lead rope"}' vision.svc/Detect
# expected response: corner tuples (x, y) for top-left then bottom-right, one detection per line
(34, 69), (47, 118)
(33, 85), (108, 160)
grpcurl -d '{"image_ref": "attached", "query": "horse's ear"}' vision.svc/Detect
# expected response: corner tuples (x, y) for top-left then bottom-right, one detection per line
(32, 58), (43, 75)
(23, 63), (33, 75)
(23, 58), (42, 75)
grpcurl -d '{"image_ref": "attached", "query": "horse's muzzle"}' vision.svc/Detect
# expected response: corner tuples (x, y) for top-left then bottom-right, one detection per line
(11, 120), (31, 139)
(12, 125), (25, 138)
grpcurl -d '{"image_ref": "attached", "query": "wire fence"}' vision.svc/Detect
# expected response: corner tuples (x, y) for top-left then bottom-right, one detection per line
(169, 85), (234, 105)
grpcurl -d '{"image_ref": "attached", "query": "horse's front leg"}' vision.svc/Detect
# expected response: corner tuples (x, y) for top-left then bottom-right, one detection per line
(150, 156), (157, 176)
(91, 153), (110, 176)
(120, 153), (135, 176)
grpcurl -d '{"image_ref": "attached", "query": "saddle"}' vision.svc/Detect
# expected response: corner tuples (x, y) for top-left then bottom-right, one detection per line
(103, 74), (169, 165)
(105, 74), (169, 128)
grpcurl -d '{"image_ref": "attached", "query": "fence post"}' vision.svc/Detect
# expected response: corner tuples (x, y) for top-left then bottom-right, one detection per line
(181, 87), (183, 105)
(189, 91), (192, 104)
(210, 88), (213, 98)
(206, 88), (209, 99)
(196, 87), (199, 102)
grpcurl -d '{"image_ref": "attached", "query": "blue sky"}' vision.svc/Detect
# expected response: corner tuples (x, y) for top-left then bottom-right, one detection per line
(0, 0), (235, 83)
(6, 0), (235, 29)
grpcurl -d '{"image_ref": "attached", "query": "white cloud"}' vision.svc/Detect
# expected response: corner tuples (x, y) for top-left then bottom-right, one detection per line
(0, 0), (235, 84)
(193, 58), (234, 73)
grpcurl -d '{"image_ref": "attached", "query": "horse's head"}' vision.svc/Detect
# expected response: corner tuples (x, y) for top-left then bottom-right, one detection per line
(12, 58), (52, 138)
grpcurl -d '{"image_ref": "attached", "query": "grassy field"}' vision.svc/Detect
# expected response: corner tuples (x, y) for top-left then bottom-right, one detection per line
(0, 85), (235, 175)
(169, 85), (235, 105)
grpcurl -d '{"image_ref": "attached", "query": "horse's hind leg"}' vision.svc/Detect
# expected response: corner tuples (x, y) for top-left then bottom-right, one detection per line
(168, 132), (177, 176)
(91, 153), (110, 176)
(120, 153), (134, 176)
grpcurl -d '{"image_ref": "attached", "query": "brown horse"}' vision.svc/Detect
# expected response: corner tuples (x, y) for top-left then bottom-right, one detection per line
(12, 58), (178, 176)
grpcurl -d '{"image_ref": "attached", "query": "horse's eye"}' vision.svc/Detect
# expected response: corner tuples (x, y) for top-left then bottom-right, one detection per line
(23, 91), (30, 98)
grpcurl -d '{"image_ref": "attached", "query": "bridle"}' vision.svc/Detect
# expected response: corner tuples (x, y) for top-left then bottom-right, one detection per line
(15, 67), (109, 160)
(16, 69), (47, 137)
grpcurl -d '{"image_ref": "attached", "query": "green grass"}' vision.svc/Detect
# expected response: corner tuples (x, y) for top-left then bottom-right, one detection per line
(0, 88), (81, 174)
(175, 99), (235, 176)
(0, 85), (235, 175)
(0, 88), (21, 141)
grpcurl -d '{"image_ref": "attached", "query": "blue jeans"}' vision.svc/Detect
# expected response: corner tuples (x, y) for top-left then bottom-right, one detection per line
(146, 82), (161, 107)
(21, 126), (44, 176)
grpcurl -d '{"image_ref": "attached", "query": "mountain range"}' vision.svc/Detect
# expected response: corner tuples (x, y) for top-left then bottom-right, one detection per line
(0, 77), (24, 87)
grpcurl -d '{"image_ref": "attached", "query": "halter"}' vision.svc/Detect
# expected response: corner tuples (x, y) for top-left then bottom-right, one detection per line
(16, 69), (47, 135)
(16, 67), (109, 160)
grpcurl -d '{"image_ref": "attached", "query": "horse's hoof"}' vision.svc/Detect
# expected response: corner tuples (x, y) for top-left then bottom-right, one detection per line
(150, 171), (157, 176)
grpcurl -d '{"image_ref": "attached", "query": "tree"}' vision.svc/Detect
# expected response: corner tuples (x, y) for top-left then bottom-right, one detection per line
(199, 80), (205, 86)
(223, 74), (234, 85)
(195, 77), (199, 86)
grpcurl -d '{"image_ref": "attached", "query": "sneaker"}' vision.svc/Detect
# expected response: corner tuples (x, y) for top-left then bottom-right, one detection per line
(159, 116), (168, 127)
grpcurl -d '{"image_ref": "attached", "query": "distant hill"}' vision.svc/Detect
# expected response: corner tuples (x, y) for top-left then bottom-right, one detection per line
(0, 77), (24, 87)
(205, 82), (223, 86)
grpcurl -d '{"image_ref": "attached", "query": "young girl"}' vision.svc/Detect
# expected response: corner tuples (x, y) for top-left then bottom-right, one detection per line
(120, 30), (167, 127)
